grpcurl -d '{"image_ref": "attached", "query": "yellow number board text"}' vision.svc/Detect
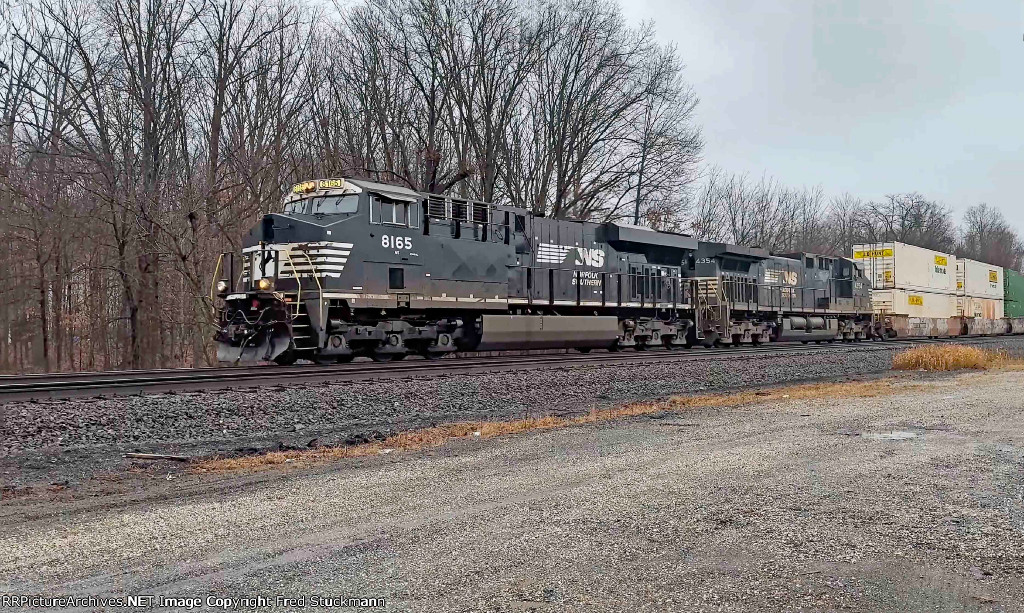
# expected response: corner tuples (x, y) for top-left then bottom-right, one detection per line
(318, 179), (344, 190)
(934, 256), (948, 266)
(908, 295), (924, 306)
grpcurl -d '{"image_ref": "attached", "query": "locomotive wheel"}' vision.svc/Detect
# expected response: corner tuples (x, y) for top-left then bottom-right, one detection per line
(370, 353), (394, 363)
(634, 343), (648, 351)
(577, 347), (592, 354)
(662, 338), (675, 350)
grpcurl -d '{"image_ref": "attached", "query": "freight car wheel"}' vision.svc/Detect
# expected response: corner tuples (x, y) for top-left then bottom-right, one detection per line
(420, 351), (443, 360)
(336, 355), (355, 363)
(576, 348), (592, 353)
(370, 354), (394, 363)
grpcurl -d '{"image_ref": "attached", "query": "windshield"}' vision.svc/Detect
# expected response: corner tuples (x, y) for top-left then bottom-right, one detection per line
(284, 194), (360, 215)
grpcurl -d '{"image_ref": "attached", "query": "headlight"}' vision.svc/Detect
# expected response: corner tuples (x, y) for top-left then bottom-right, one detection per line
(257, 278), (274, 291)
(215, 280), (230, 293)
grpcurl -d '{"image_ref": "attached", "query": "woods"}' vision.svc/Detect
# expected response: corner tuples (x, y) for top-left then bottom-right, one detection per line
(0, 0), (1020, 373)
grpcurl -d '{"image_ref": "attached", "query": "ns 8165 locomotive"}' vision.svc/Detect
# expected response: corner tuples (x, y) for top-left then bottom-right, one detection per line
(212, 178), (875, 364)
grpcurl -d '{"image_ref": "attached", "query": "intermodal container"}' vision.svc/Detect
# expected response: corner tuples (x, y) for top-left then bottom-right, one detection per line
(852, 242), (956, 294)
(957, 296), (1005, 319)
(1006, 269), (1024, 318)
(870, 288), (957, 318)
(956, 259), (1003, 299)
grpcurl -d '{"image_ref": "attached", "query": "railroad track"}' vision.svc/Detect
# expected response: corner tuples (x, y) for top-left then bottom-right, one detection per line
(0, 336), (1011, 402)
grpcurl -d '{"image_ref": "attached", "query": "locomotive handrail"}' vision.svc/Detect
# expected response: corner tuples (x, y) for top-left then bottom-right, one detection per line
(299, 249), (325, 330)
(281, 249), (303, 316)
(209, 253), (224, 302)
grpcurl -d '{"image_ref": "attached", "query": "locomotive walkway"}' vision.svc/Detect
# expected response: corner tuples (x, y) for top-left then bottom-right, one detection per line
(0, 336), (1012, 401)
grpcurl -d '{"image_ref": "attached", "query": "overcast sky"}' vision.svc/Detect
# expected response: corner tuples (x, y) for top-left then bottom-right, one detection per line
(619, 0), (1024, 229)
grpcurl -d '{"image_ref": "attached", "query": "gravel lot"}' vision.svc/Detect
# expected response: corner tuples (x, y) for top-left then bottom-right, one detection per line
(2, 368), (1024, 611)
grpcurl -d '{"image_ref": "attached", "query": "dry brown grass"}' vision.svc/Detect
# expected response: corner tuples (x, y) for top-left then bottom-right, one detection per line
(192, 378), (898, 473)
(892, 344), (1020, 371)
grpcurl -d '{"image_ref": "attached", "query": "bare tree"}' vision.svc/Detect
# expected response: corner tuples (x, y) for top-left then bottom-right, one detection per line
(857, 193), (956, 252)
(958, 203), (1024, 270)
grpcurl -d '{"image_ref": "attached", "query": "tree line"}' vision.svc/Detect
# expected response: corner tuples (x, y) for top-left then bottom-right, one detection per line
(0, 0), (1019, 373)
(687, 167), (1024, 270)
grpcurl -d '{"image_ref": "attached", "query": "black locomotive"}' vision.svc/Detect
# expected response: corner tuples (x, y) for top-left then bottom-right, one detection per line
(212, 178), (874, 364)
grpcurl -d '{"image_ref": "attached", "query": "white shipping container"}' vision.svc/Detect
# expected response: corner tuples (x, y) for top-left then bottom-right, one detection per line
(852, 242), (956, 294)
(957, 296), (1005, 319)
(870, 288), (957, 318)
(956, 259), (1003, 299)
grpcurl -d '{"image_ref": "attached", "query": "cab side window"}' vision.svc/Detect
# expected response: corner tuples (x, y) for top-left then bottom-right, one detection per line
(370, 197), (415, 227)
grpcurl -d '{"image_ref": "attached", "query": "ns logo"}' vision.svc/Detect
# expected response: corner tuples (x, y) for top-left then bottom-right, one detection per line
(765, 268), (798, 285)
(572, 247), (606, 268)
(537, 242), (606, 268)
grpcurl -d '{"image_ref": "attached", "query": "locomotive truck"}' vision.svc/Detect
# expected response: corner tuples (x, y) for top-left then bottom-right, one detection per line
(212, 178), (875, 364)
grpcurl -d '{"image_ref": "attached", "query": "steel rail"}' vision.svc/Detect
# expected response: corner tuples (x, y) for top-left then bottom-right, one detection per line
(0, 336), (1012, 402)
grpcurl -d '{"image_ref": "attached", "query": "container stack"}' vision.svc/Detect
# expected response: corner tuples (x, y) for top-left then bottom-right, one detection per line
(852, 242), (957, 317)
(955, 259), (1004, 319)
(1006, 269), (1024, 318)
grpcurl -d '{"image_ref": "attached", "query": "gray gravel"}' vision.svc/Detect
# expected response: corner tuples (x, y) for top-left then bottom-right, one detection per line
(2, 369), (1024, 611)
(4, 336), (1024, 489)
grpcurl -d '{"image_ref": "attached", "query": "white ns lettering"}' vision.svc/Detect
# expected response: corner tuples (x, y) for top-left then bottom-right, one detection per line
(573, 247), (605, 268)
